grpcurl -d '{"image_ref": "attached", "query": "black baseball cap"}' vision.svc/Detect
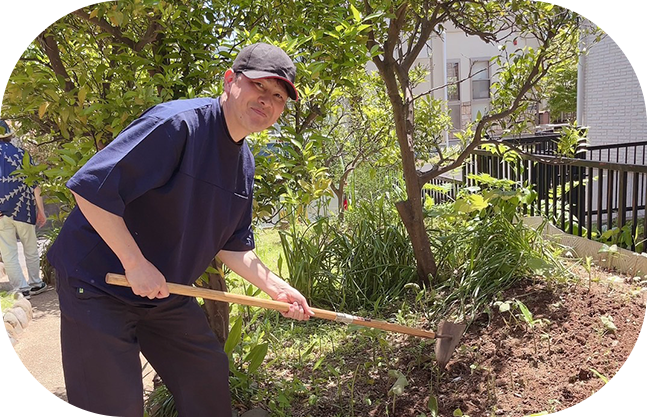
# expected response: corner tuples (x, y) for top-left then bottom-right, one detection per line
(232, 43), (299, 101)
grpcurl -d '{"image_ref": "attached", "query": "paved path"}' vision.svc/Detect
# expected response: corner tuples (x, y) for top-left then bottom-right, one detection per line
(0, 287), (70, 417)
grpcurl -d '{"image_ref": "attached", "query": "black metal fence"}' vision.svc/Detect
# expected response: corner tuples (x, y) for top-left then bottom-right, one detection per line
(430, 136), (647, 252)
(586, 141), (647, 165)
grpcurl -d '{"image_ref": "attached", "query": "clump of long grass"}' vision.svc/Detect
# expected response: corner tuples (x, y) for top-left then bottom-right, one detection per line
(279, 196), (416, 312)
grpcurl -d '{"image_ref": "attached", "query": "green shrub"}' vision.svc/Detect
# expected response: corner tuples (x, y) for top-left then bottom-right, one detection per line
(427, 174), (568, 319)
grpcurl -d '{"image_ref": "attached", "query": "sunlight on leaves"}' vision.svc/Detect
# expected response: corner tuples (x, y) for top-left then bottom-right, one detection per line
(388, 369), (408, 396)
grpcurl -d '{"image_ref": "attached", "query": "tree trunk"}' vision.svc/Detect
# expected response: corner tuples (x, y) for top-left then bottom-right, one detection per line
(199, 257), (229, 345)
(332, 173), (351, 221)
(395, 199), (435, 286)
(395, 107), (437, 286)
(372, 56), (437, 286)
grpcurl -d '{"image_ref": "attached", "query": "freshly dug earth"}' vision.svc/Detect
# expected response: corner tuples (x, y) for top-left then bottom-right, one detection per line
(428, 265), (645, 417)
(279, 264), (645, 417)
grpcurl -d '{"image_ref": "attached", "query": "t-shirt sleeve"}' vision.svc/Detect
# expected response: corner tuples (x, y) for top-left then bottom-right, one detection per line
(67, 115), (186, 217)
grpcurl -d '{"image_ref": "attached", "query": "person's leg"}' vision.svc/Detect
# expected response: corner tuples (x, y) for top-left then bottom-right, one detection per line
(0, 216), (28, 291)
(13, 220), (42, 286)
(137, 296), (232, 416)
(58, 278), (145, 417)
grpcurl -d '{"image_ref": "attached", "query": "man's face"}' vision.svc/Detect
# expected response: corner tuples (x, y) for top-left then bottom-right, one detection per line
(224, 72), (288, 137)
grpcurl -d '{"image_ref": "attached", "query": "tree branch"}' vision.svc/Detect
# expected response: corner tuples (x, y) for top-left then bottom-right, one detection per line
(18, 57), (52, 69)
(36, 30), (75, 92)
(73, 8), (161, 53)
(384, 2), (408, 67)
(296, 105), (322, 134)
(401, 4), (445, 72)
(418, 31), (559, 186)
(363, 0), (382, 66)
(412, 63), (488, 102)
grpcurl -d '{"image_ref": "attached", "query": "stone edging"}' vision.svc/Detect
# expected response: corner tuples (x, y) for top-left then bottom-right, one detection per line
(3, 293), (33, 345)
(523, 216), (647, 277)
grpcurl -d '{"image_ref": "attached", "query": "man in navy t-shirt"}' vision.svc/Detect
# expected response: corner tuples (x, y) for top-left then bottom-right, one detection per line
(47, 43), (313, 417)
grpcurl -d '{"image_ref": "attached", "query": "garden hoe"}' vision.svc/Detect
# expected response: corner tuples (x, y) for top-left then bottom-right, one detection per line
(105, 273), (465, 368)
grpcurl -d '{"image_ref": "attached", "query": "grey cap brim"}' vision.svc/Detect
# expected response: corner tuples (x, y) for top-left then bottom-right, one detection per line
(241, 70), (299, 101)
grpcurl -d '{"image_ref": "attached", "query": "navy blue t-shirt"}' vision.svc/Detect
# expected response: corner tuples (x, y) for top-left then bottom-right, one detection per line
(47, 97), (255, 305)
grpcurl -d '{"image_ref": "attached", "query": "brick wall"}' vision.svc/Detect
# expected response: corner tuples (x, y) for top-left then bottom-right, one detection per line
(582, 34), (647, 146)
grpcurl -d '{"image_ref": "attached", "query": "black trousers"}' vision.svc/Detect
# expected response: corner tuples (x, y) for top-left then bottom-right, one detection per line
(57, 277), (232, 417)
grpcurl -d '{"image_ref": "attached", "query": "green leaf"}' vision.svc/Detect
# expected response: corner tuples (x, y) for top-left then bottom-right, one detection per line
(224, 317), (242, 357)
(350, 4), (361, 23)
(428, 395), (439, 417)
(495, 301), (511, 313)
(38, 102), (50, 119)
(516, 300), (534, 326)
(301, 341), (316, 359)
(600, 315), (617, 332)
(527, 256), (550, 274)
(204, 266), (219, 275)
(455, 194), (488, 213)
(245, 343), (268, 373)
(61, 155), (77, 166)
(78, 87), (88, 106)
(108, 10), (124, 26)
(313, 356), (325, 371)
(387, 369), (408, 396)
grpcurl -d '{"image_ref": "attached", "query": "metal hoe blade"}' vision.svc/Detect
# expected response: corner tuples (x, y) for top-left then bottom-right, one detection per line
(434, 320), (466, 369)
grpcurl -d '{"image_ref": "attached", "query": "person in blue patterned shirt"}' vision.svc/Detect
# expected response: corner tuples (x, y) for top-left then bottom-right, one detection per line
(0, 119), (47, 299)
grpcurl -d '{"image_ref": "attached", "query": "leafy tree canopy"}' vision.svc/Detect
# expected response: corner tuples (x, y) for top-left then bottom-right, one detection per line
(2, 0), (374, 222)
(2, 0), (599, 283)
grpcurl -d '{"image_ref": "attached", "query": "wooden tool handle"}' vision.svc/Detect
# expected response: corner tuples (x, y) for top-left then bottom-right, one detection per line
(105, 273), (438, 339)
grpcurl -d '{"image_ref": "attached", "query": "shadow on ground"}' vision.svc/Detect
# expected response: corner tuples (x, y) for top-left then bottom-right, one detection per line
(0, 390), (70, 417)
(30, 288), (61, 317)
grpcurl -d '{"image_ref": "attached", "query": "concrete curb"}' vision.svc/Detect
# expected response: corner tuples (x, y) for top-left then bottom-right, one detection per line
(523, 216), (647, 277)
(2, 292), (33, 346)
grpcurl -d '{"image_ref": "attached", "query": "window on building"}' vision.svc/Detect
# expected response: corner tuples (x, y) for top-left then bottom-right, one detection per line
(448, 104), (461, 130)
(447, 61), (460, 101)
(471, 60), (490, 100)
(447, 61), (461, 130)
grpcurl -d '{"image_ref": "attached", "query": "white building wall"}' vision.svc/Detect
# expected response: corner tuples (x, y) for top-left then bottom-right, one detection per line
(369, 25), (543, 134)
(424, 26), (539, 132)
(581, 34), (647, 146)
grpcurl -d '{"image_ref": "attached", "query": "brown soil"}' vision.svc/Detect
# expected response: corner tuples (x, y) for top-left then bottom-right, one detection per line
(275, 264), (646, 417)
(427, 266), (645, 417)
